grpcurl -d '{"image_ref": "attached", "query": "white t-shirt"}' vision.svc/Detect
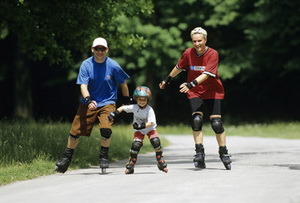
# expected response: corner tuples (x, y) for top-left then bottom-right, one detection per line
(122, 104), (157, 134)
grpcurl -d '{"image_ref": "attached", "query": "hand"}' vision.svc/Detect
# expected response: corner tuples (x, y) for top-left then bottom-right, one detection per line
(88, 101), (97, 110)
(179, 83), (189, 93)
(159, 75), (173, 89)
(159, 81), (166, 89)
(132, 122), (146, 130)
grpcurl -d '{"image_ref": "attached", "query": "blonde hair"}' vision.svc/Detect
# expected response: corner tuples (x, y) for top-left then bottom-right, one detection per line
(190, 27), (207, 39)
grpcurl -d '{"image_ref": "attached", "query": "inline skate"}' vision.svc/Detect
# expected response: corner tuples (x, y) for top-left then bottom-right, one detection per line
(99, 147), (109, 174)
(219, 146), (232, 170)
(193, 144), (206, 169)
(125, 157), (137, 174)
(55, 148), (74, 173)
(156, 152), (168, 173)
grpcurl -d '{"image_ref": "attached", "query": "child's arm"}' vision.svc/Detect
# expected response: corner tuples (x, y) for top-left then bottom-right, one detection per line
(107, 106), (124, 121)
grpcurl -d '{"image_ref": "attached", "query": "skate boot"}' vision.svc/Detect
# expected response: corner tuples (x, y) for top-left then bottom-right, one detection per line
(219, 146), (232, 170)
(193, 144), (206, 169)
(125, 157), (137, 174)
(99, 147), (109, 174)
(55, 148), (74, 173)
(156, 152), (168, 173)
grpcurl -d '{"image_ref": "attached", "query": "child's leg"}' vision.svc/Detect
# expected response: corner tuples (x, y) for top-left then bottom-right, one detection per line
(148, 131), (168, 173)
(125, 132), (144, 174)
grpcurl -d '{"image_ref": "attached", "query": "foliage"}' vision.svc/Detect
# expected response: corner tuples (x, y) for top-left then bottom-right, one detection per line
(1, 0), (300, 121)
(0, 0), (153, 67)
(203, 0), (300, 80)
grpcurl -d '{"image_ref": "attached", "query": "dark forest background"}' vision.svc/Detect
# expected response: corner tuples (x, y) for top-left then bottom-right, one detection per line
(1, 0), (299, 125)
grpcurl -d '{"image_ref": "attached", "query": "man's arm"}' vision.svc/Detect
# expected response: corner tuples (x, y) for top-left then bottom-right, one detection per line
(80, 84), (97, 110)
(120, 82), (131, 105)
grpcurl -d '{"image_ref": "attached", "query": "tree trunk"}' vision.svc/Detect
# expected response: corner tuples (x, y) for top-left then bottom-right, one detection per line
(13, 48), (33, 119)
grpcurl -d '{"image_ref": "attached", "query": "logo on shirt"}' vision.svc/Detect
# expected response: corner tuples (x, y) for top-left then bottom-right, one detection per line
(190, 66), (205, 71)
(106, 75), (111, 80)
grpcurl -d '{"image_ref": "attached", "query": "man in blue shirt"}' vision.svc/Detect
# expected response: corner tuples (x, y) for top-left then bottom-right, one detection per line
(55, 37), (131, 173)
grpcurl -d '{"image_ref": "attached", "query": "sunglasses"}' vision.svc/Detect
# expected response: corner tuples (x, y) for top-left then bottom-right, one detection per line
(93, 47), (107, 52)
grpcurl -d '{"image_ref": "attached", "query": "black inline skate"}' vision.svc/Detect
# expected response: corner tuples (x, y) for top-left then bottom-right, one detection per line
(99, 147), (109, 174)
(219, 146), (232, 170)
(55, 148), (74, 173)
(125, 157), (137, 174)
(193, 144), (206, 169)
(156, 153), (168, 173)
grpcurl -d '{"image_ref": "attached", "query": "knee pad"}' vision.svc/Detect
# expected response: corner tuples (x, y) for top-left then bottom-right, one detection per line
(191, 113), (203, 131)
(131, 139), (143, 154)
(100, 128), (112, 140)
(69, 134), (79, 140)
(211, 117), (225, 134)
(150, 137), (162, 151)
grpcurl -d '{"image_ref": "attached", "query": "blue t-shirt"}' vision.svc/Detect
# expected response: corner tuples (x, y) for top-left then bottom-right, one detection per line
(77, 56), (130, 107)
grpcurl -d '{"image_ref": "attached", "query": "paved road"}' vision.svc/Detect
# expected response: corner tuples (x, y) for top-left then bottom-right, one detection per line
(1, 135), (300, 203)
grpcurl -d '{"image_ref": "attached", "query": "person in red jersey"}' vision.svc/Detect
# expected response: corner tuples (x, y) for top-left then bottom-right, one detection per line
(159, 27), (232, 170)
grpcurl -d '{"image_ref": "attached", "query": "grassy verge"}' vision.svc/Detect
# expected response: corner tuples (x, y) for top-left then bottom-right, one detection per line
(0, 120), (167, 185)
(158, 122), (300, 139)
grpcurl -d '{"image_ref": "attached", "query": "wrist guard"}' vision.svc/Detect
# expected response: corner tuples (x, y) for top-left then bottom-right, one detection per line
(111, 110), (120, 117)
(84, 96), (92, 105)
(163, 75), (173, 85)
(108, 110), (120, 121)
(133, 122), (146, 130)
(186, 80), (198, 89)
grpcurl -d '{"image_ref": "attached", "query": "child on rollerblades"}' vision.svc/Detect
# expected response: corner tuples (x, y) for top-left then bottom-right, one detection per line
(108, 86), (168, 174)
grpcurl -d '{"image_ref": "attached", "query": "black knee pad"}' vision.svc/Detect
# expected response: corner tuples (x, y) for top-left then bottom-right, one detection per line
(191, 113), (203, 131)
(131, 139), (143, 154)
(100, 128), (112, 140)
(69, 134), (79, 140)
(211, 117), (225, 134)
(150, 137), (162, 151)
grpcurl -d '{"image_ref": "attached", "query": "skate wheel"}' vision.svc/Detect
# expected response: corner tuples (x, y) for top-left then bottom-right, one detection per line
(194, 162), (206, 169)
(125, 168), (134, 174)
(101, 168), (106, 174)
(225, 164), (231, 170)
(55, 166), (66, 173)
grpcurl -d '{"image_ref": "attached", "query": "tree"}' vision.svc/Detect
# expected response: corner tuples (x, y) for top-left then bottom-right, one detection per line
(112, 0), (300, 122)
(0, 0), (153, 119)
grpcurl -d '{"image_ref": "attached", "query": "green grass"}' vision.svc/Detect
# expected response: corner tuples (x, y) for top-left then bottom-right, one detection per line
(0, 120), (167, 185)
(158, 122), (300, 139)
(225, 122), (300, 139)
(0, 120), (299, 185)
(0, 157), (55, 185)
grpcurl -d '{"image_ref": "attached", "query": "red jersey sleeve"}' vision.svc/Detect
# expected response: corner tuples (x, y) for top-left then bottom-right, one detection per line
(176, 48), (192, 71)
(203, 49), (219, 78)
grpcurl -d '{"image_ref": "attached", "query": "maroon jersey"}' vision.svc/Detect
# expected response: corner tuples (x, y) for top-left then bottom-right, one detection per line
(177, 47), (224, 99)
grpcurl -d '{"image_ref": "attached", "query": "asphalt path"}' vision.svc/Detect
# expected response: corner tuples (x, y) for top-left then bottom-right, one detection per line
(1, 135), (300, 203)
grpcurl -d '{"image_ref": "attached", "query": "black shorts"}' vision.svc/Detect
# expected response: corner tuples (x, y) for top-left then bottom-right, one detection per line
(189, 98), (222, 116)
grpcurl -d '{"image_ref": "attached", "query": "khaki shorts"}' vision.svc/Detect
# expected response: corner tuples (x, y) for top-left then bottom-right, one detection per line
(70, 103), (116, 136)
